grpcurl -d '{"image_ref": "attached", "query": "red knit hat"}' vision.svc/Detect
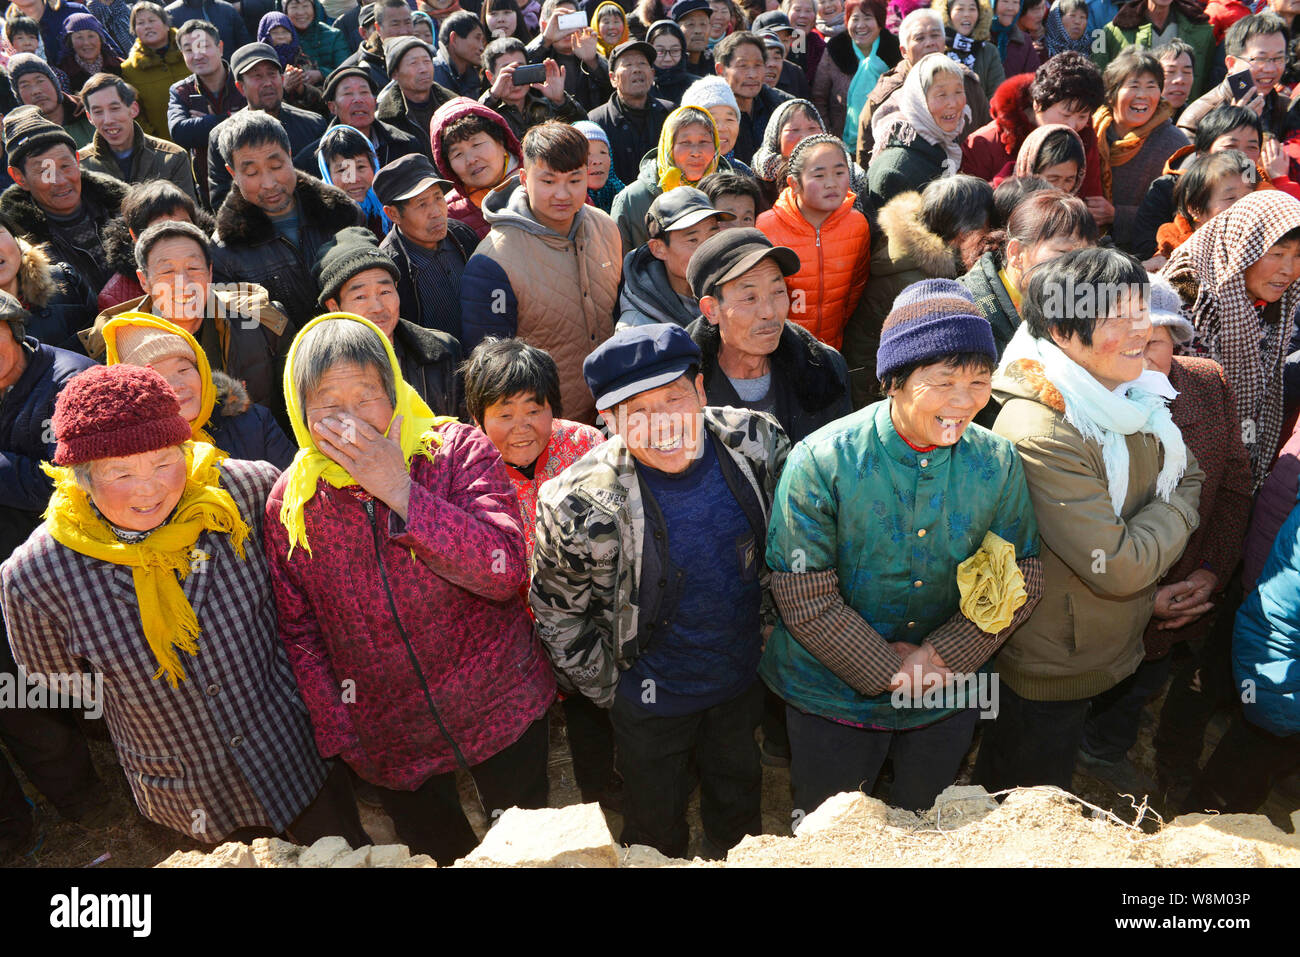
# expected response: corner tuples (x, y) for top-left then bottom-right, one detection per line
(52, 365), (192, 466)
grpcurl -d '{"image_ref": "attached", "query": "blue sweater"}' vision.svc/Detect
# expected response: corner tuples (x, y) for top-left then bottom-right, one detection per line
(620, 438), (763, 716)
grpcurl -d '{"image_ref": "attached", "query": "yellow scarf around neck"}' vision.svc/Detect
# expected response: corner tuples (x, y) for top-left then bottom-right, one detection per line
(42, 442), (247, 687)
(1092, 100), (1174, 203)
(277, 312), (458, 558)
(103, 313), (218, 446)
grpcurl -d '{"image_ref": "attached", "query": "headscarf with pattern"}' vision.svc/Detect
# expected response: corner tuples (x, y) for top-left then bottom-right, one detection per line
(1160, 190), (1300, 487)
(872, 53), (969, 176)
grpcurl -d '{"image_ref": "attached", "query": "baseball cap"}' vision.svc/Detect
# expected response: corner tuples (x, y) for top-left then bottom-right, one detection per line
(230, 42), (282, 78)
(373, 153), (454, 205)
(647, 186), (735, 235)
(686, 227), (800, 300)
(671, 0), (711, 21)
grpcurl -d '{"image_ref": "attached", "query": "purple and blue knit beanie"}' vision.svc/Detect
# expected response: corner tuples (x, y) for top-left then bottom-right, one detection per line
(876, 279), (996, 381)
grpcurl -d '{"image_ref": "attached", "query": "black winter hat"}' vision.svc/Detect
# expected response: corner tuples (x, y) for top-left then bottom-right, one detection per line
(3, 104), (77, 172)
(314, 226), (400, 309)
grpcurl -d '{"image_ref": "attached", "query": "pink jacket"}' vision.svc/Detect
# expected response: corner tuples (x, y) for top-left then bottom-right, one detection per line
(265, 421), (556, 788)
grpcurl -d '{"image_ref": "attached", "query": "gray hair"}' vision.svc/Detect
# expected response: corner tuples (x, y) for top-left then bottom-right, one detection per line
(899, 8), (943, 45)
(71, 462), (94, 493)
(915, 51), (965, 96)
(291, 318), (397, 413)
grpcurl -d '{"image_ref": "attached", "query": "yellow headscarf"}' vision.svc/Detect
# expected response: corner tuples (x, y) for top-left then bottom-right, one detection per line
(42, 441), (248, 687)
(277, 312), (458, 558)
(103, 313), (218, 445)
(657, 105), (721, 192)
(591, 0), (629, 58)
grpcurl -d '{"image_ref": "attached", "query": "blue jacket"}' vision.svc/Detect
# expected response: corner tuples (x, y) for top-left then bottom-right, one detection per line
(0, 339), (95, 556)
(207, 372), (295, 470)
(1234, 497), (1300, 737)
(165, 0), (251, 53)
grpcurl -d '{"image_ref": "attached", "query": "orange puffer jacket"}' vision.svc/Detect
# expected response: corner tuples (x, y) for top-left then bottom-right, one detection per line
(756, 187), (870, 350)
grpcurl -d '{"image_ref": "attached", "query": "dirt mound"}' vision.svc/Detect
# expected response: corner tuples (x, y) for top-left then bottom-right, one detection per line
(156, 786), (1300, 868)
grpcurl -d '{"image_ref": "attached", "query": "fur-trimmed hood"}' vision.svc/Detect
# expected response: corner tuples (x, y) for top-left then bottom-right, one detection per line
(990, 72), (1036, 156)
(8, 237), (58, 309)
(875, 190), (960, 278)
(931, 0), (992, 42)
(214, 171), (356, 247)
(0, 170), (128, 241)
(688, 317), (848, 416)
(212, 370), (252, 419)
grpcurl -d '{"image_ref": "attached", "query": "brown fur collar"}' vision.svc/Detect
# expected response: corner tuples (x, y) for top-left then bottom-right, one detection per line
(876, 191), (959, 277)
(212, 370), (251, 419)
(15, 239), (56, 309)
(1002, 357), (1066, 414)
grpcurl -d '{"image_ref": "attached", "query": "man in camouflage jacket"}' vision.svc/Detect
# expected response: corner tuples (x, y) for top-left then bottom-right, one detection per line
(530, 318), (789, 859)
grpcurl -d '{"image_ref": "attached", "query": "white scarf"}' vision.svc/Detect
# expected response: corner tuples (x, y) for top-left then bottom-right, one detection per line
(872, 58), (970, 177)
(999, 324), (1188, 518)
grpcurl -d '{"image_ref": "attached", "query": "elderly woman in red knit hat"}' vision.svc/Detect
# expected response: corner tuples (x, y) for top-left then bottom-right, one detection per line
(0, 364), (368, 848)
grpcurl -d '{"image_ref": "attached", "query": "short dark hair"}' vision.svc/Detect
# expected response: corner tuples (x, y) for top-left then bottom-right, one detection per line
(439, 113), (508, 166)
(521, 120), (587, 173)
(1102, 47), (1164, 105)
(1027, 126), (1086, 175)
(1175, 149), (1256, 221)
(80, 73), (138, 107)
(4, 14), (38, 41)
(462, 337), (563, 422)
(318, 124), (374, 164)
(879, 353), (996, 395)
(1156, 37), (1196, 71)
(1028, 50), (1105, 113)
(1194, 104), (1262, 154)
(1022, 246), (1147, 347)
(1226, 10), (1286, 58)
(1007, 189), (1098, 249)
(121, 180), (199, 235)
(992, 176), (1052, 228)
(176, 18), (220, 44)
(221, 109), (291, 161)
(135, 220), (213, 274)
(483, 35), (527, 74)
(716, 30), (765, 66)
(130, 2), (171, 34)
(920, 174), (993, 241)
(699, 170), (761, 209)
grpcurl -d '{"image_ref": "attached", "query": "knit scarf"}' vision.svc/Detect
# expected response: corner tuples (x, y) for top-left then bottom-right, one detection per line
(989, 17), (1014, 59)
(1160, 189), (1300, 487)
(1043, 5), (1091, 56)
(42, 442), (248, 687)
(872, 58), (968, 176)
(817, 12), (845, 35)
(589, 168), (626, 212)
(946, 28), (983, 70)
(657, 106), (720, 191)
(277, 313), (458, 557)
(999, 323), (1187, 518)
(1093, 100), (1174, 201)
(102, 313), (217, 445)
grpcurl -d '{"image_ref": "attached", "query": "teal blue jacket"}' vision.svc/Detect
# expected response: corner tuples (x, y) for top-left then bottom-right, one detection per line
(760, 400), (1039, 729)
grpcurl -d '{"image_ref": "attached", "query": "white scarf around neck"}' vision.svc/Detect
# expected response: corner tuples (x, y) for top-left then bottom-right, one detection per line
(999, 324), (1188, 518)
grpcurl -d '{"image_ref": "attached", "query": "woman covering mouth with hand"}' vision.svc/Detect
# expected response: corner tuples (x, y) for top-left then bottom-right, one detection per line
(1092, 46), (1189, 251)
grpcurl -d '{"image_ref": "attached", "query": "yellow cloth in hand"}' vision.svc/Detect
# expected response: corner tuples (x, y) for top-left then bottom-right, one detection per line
(956, 531), (1027, 634)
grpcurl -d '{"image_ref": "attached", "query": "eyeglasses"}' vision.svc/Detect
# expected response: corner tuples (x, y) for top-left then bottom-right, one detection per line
(1242, 55), (1286, 66)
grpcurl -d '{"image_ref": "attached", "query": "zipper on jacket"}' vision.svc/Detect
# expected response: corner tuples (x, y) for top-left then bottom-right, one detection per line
(364, 499), (469, 769)
(815, 225), (825, 331)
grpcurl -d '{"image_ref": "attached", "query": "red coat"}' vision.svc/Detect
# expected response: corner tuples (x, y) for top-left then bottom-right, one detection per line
(506, 418), (605, 563)
(961, 72), (1103, 199)
(265, 421), (556, 789)
(756, 186), (870, 350)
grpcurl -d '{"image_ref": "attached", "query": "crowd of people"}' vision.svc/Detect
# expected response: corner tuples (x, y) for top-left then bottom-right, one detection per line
(1, 0), (1300, 866)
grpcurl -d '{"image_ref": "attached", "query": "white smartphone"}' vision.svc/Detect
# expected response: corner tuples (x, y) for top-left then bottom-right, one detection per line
(556, 10), (587, 32)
